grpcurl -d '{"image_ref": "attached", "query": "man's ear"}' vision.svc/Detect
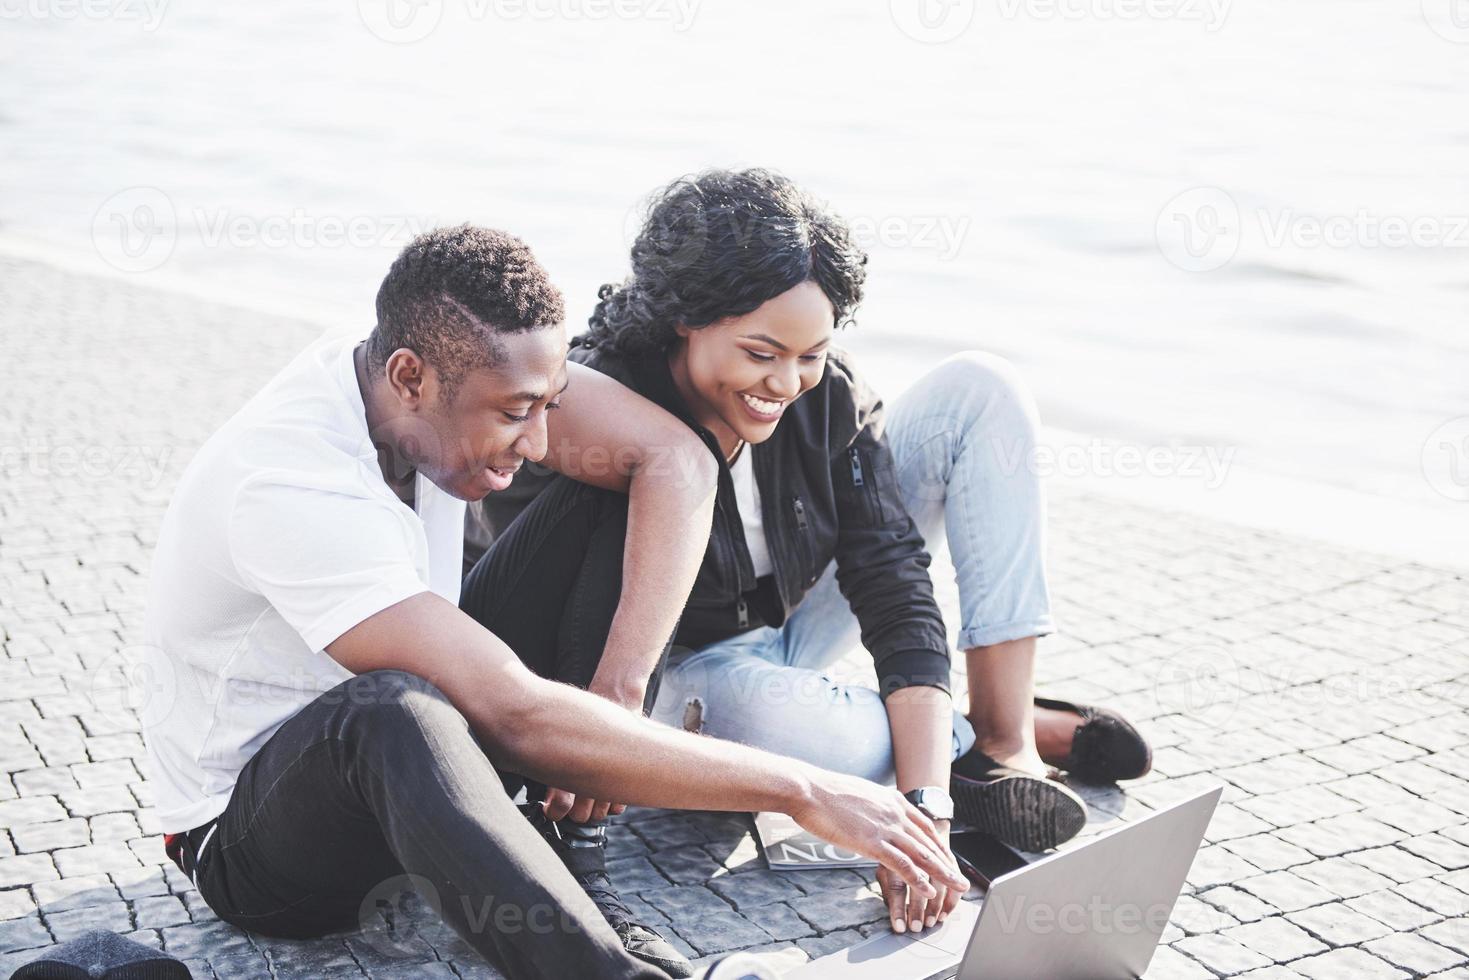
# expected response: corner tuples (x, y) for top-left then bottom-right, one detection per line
(673, 322), (692, 339)
(384, 348), (427, 406)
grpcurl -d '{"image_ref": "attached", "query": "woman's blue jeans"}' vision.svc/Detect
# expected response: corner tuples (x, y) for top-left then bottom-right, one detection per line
(649, 352), (1057, 783)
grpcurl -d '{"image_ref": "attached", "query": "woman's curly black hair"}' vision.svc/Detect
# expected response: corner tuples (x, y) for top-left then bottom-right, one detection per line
(579, 168), (868, 355)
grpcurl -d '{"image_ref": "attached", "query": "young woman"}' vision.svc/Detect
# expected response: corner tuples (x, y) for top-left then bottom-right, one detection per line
(468, 168), (1150, 962)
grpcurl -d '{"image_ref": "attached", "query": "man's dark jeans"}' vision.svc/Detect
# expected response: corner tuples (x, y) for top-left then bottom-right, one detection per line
(181, 477), (670, 979)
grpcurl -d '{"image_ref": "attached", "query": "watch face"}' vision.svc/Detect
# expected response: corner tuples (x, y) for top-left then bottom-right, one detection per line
(908, 788), (955, 821)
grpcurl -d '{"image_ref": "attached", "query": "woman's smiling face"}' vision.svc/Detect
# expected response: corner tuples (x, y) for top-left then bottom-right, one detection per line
(669, 280), (835, 454)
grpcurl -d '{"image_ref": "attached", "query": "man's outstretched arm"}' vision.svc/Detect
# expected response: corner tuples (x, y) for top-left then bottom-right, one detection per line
(542, 361), (718, 710)
(328, 592), (969, 910)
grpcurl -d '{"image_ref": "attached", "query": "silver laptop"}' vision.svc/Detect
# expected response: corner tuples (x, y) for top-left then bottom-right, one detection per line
(785, 786), (1221, 980)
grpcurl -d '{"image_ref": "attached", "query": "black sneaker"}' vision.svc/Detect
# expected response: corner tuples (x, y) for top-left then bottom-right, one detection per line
(950, 748), (1088, 852)
(1035, 695), (1153, 784)
(522, 805), (694, 978)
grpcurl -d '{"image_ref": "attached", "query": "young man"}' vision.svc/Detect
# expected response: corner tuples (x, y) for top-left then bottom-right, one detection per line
(139, 225), (966, 980)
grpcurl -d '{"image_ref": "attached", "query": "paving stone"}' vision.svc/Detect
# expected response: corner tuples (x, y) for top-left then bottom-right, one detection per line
(1199, 885), (1279, 922)
(132, 893), (190, 930)
(1346, 889), (1439, 931)
(1366, 932), (1468, 974)
(795, 927), (865, 960)
(1423, 917), (1469, 956)
(787, 885), (888, 932)
(1288, 901), (1394, 946)
(1236, 872), (1337, 913)
(1224, 916), (1328, 961)
(0, 797), (68, 826)
(1292, 855), (1395, 898)
(641, 885), (734, 921)
(1141, 943), (1215, 978)
(673, 910), (774, 956)
(607, 855), (672, 893)
(706, 868), (804, 910)
(11, 769), (79, 797)
(56, 786), (136, 817)
(1289, 946), (1410, 979)
(1401, 833), (1469, 870)
(1173, 933), (1273, 974)
(1221, 834), (1317, 873)
(1397, 878), (1469, 917)
(0, 889), (34, 921)
(1234, 968), (1308, 980)
(648, 843), (725, 886)
(0, 914), (51, 954)
(113, 865), (169, 899)
(10, 819), (89, 854)
(44, 900), (132, 941)
(1347, 845), (1450, 883)
(741, 901), (817, 941)
(88, 811), (142, 843)
(51, 842), (141, 878)
(1186, 844), (1262, 888)
(0, 854), (58, 889)
(32, 876), (122, 916)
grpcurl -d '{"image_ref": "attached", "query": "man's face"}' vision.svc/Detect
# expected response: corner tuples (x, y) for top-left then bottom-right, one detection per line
(416, 326), (569, 501)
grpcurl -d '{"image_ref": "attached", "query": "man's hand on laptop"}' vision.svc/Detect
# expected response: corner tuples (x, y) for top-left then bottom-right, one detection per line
(789, 771), (968, 925)
(876, 820), (956, 935)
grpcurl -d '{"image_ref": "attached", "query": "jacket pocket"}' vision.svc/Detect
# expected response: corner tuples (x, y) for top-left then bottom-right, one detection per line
(849, 447), (902, 525)
(790, 494), (818, 586)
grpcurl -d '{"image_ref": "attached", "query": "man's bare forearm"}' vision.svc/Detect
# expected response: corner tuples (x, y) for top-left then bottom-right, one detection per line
(489, 671), (813, 815)
(591, 442), (716, 706)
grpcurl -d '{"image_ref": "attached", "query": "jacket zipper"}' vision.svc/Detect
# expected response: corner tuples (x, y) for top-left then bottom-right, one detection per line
(736, 595), (749, 629)
(850, 448), (865, 487)
(793, 496), (809, 532)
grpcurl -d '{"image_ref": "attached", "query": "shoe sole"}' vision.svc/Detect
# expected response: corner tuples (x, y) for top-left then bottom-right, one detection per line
(950, 772), (1088, 851)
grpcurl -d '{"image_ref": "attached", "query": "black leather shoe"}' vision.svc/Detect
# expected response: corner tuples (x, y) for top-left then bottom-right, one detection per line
(1035, 695), (1153, 784)
(523, 805), (694, 978)
(950, 749), (1087, 851)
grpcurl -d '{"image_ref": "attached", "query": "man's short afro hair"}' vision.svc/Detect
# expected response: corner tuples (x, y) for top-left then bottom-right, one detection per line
(369, 224), (565, 401)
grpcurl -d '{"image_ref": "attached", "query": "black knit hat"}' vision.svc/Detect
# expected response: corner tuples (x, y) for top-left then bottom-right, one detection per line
(11, 930), (192, 979)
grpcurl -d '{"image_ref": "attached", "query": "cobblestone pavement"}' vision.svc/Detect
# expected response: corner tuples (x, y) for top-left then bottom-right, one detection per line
(2, 255), (1467, 979)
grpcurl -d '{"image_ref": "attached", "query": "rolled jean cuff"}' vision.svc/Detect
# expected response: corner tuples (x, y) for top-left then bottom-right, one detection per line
(958, 617), (1056, 650)
(876, 649), (953, 700)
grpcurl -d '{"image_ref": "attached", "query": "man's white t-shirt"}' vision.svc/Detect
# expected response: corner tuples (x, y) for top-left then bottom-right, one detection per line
(728, 444), (773, 578)
(140, 333), (466, 833)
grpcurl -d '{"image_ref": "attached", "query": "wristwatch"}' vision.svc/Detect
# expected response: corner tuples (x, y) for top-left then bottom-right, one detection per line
(903, 786), (955, 822)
